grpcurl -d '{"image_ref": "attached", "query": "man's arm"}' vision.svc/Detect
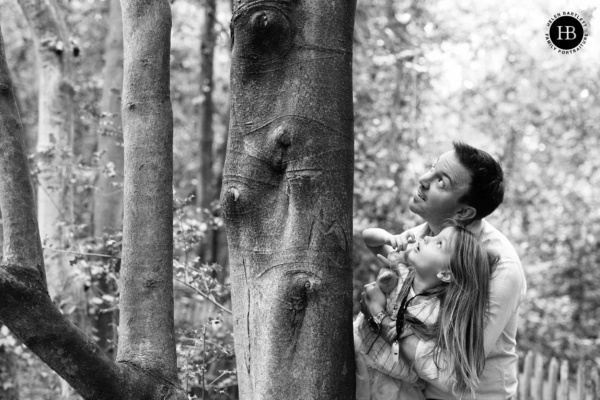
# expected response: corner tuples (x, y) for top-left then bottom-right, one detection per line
(481, 258), (525, 355)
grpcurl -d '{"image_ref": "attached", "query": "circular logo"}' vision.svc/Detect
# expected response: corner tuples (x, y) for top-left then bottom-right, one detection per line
(549, 16), (584, 49)
(545, 12), (589, 54)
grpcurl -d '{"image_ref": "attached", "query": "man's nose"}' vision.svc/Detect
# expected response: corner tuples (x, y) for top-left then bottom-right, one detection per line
(418, 172), (432, 189)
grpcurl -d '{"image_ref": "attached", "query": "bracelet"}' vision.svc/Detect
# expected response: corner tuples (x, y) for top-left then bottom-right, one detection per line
(367, 311), (388, 334)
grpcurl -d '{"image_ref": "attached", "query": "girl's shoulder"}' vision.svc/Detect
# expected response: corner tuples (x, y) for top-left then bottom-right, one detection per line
(408, 294), (440, 325)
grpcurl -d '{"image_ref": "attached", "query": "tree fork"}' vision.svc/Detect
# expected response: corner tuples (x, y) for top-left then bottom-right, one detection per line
(222, 0), (357, 398)
(0, 4), (186, 398)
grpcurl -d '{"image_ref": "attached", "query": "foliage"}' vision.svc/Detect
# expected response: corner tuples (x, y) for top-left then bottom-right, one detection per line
(410, 0), (600, 367)
(352, 0), (600, 370)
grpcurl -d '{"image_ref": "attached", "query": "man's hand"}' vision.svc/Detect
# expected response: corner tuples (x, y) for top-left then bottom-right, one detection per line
(360, 281), (386, 319)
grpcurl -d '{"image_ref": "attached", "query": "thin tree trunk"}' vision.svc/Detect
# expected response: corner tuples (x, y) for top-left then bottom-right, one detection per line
(17, 2), (83, 396)
(92, 0), (124, 360)
(0, 6), (186, 399)
(94, 0), (124, 239)
(221, 1), (357, 398)
(198, 0), (217, 264)
(213, 0), (232, 281)
(17, 0), (86, 332)
(214, 106), (229, 280)
(117, 0), (178, 380)
(0, 61), (19, 400)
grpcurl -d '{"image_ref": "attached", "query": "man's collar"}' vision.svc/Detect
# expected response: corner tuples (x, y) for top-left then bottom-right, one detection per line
(422, 219), (485, 238)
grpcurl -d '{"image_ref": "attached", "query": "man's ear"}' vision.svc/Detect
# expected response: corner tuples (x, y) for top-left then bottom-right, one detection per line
(454, 205), (476, 223)
(436, 270), (452, 283)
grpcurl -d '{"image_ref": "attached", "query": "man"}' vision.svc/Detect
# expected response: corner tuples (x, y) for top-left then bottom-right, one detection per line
(361, 141), (526, 399)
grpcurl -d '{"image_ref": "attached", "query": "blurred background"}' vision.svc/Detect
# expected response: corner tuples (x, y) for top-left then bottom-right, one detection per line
(0, 0), (598, 398)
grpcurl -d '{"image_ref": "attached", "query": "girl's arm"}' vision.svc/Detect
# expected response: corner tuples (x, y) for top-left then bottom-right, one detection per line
(362, 228), (416, 257)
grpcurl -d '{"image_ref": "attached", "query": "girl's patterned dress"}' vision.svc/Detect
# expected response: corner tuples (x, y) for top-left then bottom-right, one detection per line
(354, 263), (440, 400)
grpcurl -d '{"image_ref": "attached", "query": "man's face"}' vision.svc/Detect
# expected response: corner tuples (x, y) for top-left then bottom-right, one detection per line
(408, 150), (472, 228)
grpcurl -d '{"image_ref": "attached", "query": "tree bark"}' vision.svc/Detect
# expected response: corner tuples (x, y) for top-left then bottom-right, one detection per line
(92, 0), (124, 360)
(17, 0), (86, 331)
(117, 0), (178, 381)
(0, 4), (186, 398)
(94, 0), (124, 239)
(0, 37), (22, 400)
(221, 1), (357, 398)
(197, 0), (217, 264)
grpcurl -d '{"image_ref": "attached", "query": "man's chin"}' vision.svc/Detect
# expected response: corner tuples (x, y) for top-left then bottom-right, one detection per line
(408, 201), (427, 220)
(408, 198), (419, 213)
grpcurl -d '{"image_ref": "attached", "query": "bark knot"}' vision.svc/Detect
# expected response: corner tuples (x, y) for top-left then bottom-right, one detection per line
(228, 187), (240, 202)
(275, 126), (291, 147)
(143, 279), (158, 288)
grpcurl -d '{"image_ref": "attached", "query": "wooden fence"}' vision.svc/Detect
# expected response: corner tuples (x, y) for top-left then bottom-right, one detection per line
(519, 351), (600, 400)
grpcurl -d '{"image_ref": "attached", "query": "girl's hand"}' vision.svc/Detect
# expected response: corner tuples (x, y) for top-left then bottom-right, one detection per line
(381, 317), (397, 344)
(398, 325), (415, 340)
(360, 282), (386, 319)
(386, 231), (417, 252)
(397, 327), (418, 364)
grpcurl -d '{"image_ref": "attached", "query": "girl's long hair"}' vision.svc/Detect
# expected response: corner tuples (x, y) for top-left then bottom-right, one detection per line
(410, 225), (497, 397)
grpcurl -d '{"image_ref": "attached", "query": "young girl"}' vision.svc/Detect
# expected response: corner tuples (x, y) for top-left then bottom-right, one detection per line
(354, 224), (496, 400)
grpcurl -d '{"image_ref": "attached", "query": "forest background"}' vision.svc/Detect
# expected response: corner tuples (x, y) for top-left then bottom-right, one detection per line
(0, 0), (599, 398)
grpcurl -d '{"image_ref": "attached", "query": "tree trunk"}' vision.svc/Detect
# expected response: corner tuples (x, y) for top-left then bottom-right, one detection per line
(0, 62), (19, 400)
(0, 3), (186, 398)
(92, 0), (124, 360)
(221, 1), (357, 398)
(94, 0), (124, 240)
(117, 0), (178, 379)
(17, 0), (86, 333)
(197, 0), (217, 264)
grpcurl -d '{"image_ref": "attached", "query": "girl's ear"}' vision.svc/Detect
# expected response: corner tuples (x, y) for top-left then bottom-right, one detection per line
(436, 270), (452, 283)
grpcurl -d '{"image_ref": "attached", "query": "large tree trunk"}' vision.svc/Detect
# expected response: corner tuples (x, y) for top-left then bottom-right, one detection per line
(17, 0), (85, 333)
(92, 0), (124, 360)
(197, 0), (217, 264)
(221, 1), (357, 398)
(0, 2), (186, 397)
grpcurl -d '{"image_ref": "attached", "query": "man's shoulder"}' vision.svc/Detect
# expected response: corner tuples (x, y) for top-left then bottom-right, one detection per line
(480, 219), (527, 295)
(480, 219), (521, 262)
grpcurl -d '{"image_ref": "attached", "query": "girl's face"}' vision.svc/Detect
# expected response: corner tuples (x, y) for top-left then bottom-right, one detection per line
(407, 226), (455, 280)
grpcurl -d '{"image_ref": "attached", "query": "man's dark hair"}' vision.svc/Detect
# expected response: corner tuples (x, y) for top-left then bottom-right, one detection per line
(453, 141), (505, 220)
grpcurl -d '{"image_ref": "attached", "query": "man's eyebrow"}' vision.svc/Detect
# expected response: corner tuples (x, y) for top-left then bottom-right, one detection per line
(440, 171), (453, 185)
